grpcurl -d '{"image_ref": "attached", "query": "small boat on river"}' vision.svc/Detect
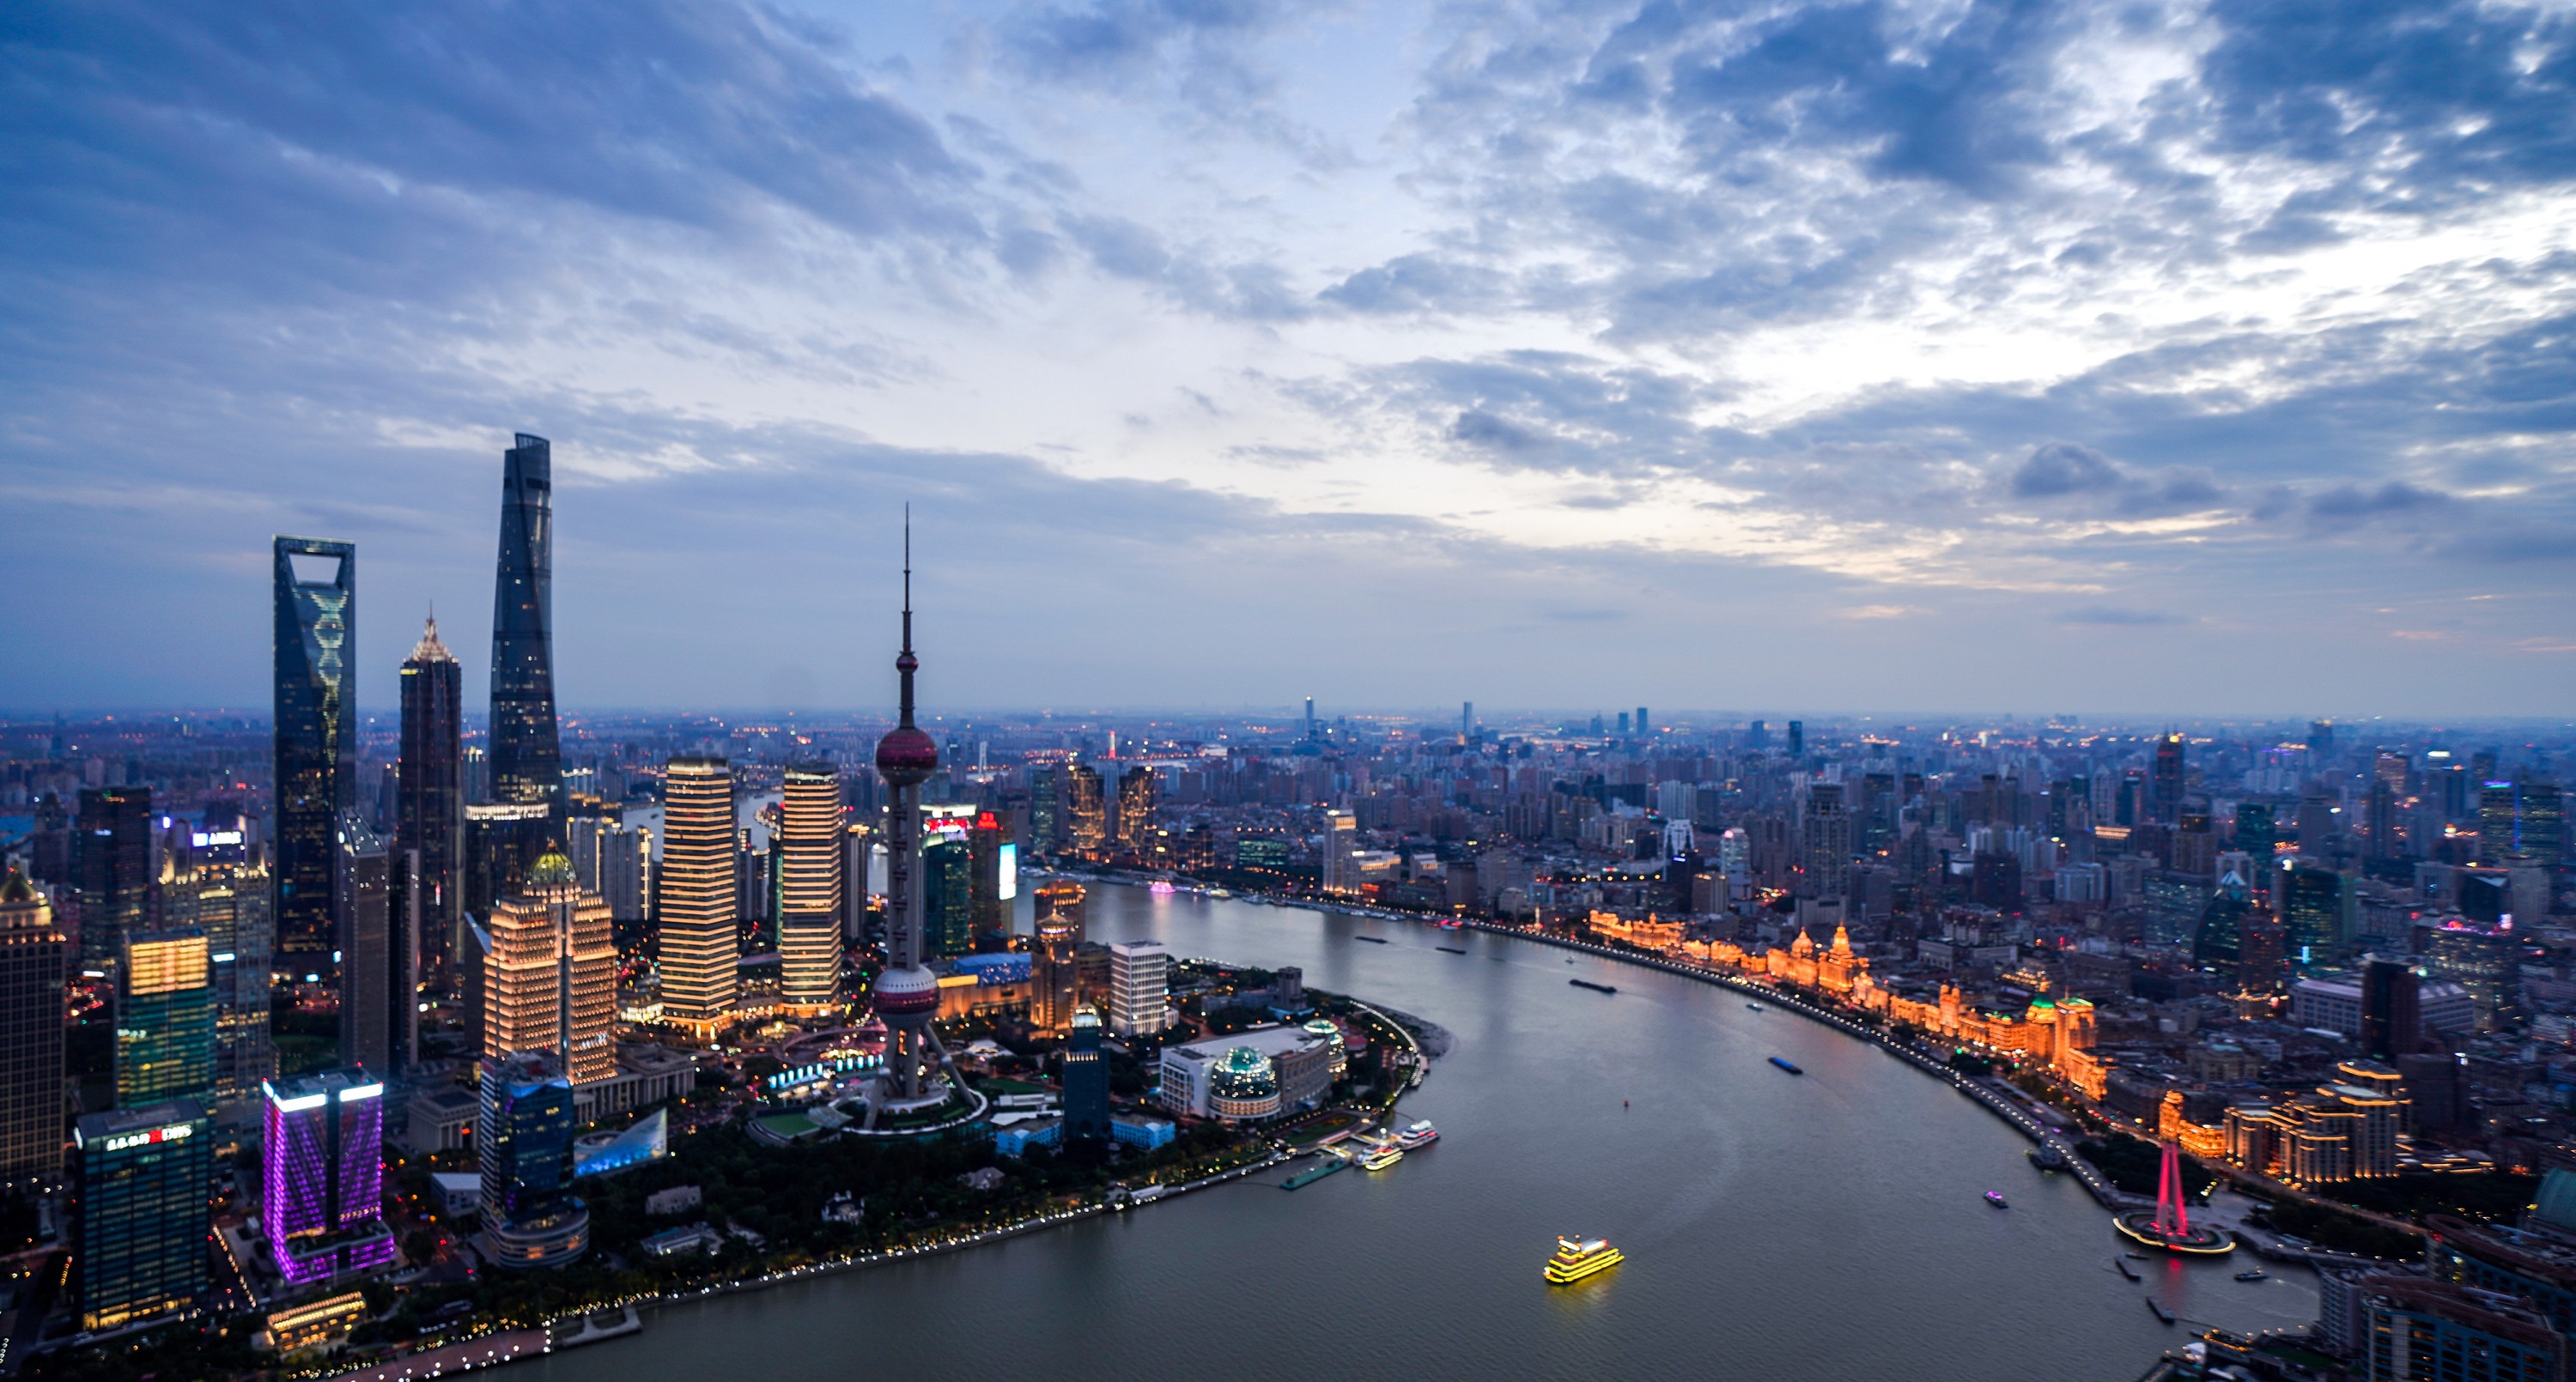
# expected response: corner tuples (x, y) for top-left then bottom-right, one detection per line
(1353, 935), (1388, 944)
(1569, 979), (1617, 994)
(2235, 1270), (2268, 1282)
(2146, 1299), (2174, 1325)
(2114, 1258), (2140, 1282)
(1984, 1191), (2008, 1209)
(1436, 946), (1467, 955)
(1769, 1057), (1804, 1075)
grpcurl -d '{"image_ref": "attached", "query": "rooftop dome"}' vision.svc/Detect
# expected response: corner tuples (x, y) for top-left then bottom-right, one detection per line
(1209, 1046), (1278, 1101)
(526, 848), (578, 888)
(0, 868), (35, 905)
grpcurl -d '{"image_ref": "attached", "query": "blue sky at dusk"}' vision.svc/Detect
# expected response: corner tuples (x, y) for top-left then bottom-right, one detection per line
(5, 0), (2574, 717)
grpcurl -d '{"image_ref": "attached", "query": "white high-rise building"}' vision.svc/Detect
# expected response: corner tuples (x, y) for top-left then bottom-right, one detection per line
(1107, 939), (1170, 1038)
(1321, 810), (1360, 897)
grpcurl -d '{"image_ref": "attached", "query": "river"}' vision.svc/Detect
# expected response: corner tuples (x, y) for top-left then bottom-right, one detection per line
(522, 883), (2319, 1380)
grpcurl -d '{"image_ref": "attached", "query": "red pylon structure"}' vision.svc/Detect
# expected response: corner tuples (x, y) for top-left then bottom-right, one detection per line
(2154, 1137), (2190, 1238)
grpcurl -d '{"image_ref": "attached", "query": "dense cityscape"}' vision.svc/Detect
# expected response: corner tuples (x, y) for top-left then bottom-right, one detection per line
(0, 430), (2567, 1380)
(14, 2), (2576, 1379)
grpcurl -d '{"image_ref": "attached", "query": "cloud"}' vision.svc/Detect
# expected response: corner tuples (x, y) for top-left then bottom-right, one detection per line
(2057, 605), (2190, 626)
(2012, 442), (2124, 498)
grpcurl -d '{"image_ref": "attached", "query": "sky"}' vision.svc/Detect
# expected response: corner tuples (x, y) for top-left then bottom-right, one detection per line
(4, 0), (2575, 718)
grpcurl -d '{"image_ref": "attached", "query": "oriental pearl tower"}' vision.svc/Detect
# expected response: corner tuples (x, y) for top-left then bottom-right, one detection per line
(872, 513), (952, 1106)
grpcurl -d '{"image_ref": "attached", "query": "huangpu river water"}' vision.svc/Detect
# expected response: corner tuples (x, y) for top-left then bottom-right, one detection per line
(525, 884), (2320, 1380)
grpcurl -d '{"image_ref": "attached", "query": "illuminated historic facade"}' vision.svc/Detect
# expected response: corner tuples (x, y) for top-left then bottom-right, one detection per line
(481, 852), (616, 1084)
(775, 765), (844, 1016)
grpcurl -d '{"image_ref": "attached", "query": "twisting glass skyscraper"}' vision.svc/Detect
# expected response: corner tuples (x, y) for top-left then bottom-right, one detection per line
(491, 435), (562, 821)
(273, 536), (355, 971)
(484, 435), (562, 903)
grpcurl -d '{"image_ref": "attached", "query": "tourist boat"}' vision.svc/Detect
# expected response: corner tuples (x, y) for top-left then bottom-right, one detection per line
(2235, 1270), (2267, 1282)
(2146, 1299), (2175, 1325)
(1358, 1143), (1404, 1172)
(1569, 979), (1617, 994)
(1544, 1236), (1624, 1285)
(2114, 1258), (2140, 1282)
(1394, 1120), (1438, 1150)
(1984, 1191), (2008, 1209)
(1746, 1003), (1765, 1012)
(2027, 1143), (2069, 1173)
(1769, 1057), (1804, 1075)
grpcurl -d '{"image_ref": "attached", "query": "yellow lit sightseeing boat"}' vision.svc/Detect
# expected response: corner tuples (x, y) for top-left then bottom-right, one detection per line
(1358, 1141), (1404, 1171)
(1544, 1235), (1624, 1284)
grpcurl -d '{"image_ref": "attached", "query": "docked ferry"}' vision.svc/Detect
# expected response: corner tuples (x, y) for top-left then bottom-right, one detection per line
(1394, 1120), (1439, 1150)
(1358, 1143), (1404, 1171)
(1545, 1236), (1625, 1285)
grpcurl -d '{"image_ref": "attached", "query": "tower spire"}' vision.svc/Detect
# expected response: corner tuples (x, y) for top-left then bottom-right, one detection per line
(896, 504), (919, 730)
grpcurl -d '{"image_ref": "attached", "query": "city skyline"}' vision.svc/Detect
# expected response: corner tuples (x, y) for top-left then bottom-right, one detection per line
(7, 2), (2576, 716)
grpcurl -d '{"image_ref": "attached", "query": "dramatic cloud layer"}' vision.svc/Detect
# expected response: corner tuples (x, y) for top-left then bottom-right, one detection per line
(3, 0), (2573, 715)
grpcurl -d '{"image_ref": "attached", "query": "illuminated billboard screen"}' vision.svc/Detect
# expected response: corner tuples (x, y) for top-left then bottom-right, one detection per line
(999, 844), (1018, 900)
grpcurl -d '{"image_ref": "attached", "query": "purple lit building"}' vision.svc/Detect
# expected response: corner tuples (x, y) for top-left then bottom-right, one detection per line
(262, 1068), (398, 1285)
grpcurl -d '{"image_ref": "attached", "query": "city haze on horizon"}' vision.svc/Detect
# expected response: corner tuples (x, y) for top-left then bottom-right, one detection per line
(8, 1), (2576, 716)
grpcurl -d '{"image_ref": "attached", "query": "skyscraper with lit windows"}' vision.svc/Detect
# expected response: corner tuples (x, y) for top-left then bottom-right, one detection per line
(73, 1100), (209, 1330)
(263, 1068), (396, 1286)
(489, 434), (562, 830)
(657, 758), (738, 1033)
(274, 536), (356, 973)
(775, 765), (844, 1015)
(398, 616), (464, 985)
(481, 850), (616, 1084)
(0, 870), (65, 1189)
(73, 785), (150, 974)
(116, 928), (214, 1109)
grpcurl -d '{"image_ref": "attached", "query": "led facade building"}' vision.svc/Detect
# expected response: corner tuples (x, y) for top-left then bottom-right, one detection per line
(489, 434), (564, 846)
(481, 851), (617, 1085)
(0, 870), (66, 1188)
(73, 785), (151, 973)
(159, 815), (276, 1111)
(117, 928), (214, 1108)
(273, 536), (356, 971)
(397, 617), (464, 985)
(657, 758), (739, 1033)
(263, 1069), (397, 1286)
(72, 1100), (210, 1330)
(775, 766), (844, 1015)
(477, 1052), (587, 1269)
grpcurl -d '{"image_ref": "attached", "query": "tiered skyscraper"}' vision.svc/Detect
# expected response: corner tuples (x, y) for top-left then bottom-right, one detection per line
(273, 536), (356, 972)
(398, 617), (464, 985)
(873, 521), (952, 1104)
(480, 850), (616, 1084)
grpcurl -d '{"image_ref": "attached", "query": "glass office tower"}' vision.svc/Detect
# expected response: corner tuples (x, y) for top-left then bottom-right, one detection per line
(274, 536), (356, 971)
(116, 929), (215, 1108)
(489, 434), (562, 832)
(398, 618), (464, 986)
(73, 1100), (210, 1330)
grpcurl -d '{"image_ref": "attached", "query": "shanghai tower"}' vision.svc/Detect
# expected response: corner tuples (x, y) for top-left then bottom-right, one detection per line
(489, 433), (562, 859)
